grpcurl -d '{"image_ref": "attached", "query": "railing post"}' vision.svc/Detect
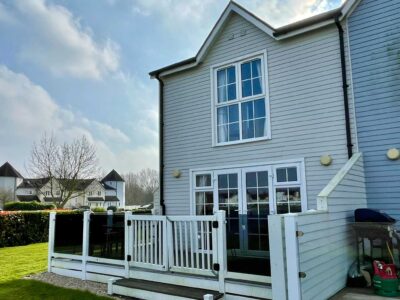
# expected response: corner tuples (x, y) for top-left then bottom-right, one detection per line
(124, 211), (132, 278)
(166, 217), (174, 271)
(48, 212), (56, 273)
(82, 211), (90, 280)
(162, 216), (168, 270)
(285, 215), (301, 300)
(269, 215), (287, 300)
(216, 210), (226, 293)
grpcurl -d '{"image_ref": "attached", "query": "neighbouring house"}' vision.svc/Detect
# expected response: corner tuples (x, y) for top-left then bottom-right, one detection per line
(0, 162), (24, 207)
(0, 162), (126, 209)
(46, 1), (399, 299)
(347, 0), (400, 221)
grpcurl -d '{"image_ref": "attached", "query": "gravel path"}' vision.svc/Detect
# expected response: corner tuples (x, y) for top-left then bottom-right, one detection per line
(26, 272), (135, 299)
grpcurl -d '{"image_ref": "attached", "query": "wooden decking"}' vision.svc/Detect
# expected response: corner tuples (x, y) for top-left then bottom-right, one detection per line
(112, 278), (224, 300)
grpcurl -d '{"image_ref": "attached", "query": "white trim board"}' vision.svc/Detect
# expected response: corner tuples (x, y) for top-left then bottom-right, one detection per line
(317, 152), (362, 210)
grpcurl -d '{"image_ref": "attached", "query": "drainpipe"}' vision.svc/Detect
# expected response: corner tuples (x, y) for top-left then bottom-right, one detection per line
(335, 16), (353, 159)
(155, 74), (166, 215)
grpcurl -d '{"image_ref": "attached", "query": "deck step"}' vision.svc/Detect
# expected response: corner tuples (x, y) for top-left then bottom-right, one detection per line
(110, 278), (224, 300)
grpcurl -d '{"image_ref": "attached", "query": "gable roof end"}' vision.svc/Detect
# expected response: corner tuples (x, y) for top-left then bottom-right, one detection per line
(0, 162), (23, 178)
(102, 170), (124, 182)
(149, 0), (362, 78)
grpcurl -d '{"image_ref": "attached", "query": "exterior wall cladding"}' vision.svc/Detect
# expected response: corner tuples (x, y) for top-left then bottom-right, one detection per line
(348, 0), (400, 220)
(161, 12), (357, 215)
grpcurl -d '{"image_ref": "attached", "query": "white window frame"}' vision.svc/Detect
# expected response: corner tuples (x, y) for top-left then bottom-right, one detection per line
(190, 158), (307, 215)
(211, 50), (272, 147)
(273, 163), (306, 213)
(192, 171), (215, 216)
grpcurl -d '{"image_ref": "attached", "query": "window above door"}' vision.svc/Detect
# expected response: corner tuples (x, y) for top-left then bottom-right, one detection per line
(211, 51), (271, 146)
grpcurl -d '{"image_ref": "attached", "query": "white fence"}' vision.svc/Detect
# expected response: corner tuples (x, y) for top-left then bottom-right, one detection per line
(48, 211), (227, 283)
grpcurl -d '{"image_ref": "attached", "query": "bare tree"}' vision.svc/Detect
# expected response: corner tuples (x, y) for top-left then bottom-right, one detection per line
(123, 168), (159, 206)
(27, 133), (99, 208)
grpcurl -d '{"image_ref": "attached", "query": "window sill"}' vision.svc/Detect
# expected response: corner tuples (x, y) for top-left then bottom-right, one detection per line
(213, 136), (271, 147)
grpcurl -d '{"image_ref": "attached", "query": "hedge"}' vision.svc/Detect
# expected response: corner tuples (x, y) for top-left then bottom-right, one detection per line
(4, 201), (56, 211)
(0, 211), (81, 248)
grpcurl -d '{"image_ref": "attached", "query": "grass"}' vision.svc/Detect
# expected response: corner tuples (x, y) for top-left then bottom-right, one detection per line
(0, 243), (48, 282)
(0, 243), (110, 300)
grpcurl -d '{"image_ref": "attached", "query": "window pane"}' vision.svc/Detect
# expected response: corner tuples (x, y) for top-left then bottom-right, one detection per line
(196, 174), (211, 187)
(228, 105), (239, 123)
(218, 174), (228, 189)
(227, 66), (236, 84)
(205, 205), (214, 215)
(229, 123), (240, 141)
(217, 125), (228, 143)
(276, 188), (288, 202)
(229, 189), (238, 204)
(276, 168), (287, 182)
(241, 101), (253, 121)
(218, 189), (228, 204)
(228, 174), (238, 188)
(259, 188), (269, 201)
(217, 69), (226, 86)
(196, 192), (205, 206)
(252, 59), (261, 78)
(246, 172), (257, 188)
(196, 205), (205, 215)
(287, 167), (298, 181)
(277, 203), (288, 214)
(205, 192), (214, 205)
(254, 99), (266, 118)
(242, 120), (254, 139)
(258, 171), (268, 187)
(241, 62), (251, 80)
(217, 107), (228, 125)
(255, 118), (266, 138)
(242, 80), (252, 97)
(253, 78), (262, 95)
(289, 203), (301, 213)
(227, 84), (236, 101)
(246, 188), (258, 203)
(289, 187), (301, 202)
(218, 86), (226, 103)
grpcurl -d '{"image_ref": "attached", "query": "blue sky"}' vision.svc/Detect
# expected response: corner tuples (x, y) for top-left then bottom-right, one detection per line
(0, 0), (344, 175)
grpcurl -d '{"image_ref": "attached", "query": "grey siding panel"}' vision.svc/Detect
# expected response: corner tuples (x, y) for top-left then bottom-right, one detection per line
(162, 13), (354, 215)
(349, 0), (400, 220)
(296, 154), (367, 300)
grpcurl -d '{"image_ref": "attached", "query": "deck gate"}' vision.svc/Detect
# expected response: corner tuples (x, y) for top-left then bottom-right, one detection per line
(126, 213), (222, 276)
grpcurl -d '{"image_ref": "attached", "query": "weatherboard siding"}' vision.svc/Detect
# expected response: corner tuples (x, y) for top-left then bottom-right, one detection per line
(162, 13), (355, 215)
(297, 154), (366, 300)
(348, 0), (400, 220)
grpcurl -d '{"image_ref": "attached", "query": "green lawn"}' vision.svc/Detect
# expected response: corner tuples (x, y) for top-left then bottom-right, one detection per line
(0, 243), (110, 300)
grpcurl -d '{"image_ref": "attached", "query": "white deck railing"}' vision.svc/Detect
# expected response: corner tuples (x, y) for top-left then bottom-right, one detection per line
(48, 210), (227, 283)
(126, 212), (225, 277)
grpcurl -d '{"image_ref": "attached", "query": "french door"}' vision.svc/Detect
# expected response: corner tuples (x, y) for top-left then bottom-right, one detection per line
(214, 166), (273, 277)
(192, 162), (304, 278)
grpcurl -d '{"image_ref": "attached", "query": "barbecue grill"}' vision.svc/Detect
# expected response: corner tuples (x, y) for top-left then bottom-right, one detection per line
(352, 209), (399, 270)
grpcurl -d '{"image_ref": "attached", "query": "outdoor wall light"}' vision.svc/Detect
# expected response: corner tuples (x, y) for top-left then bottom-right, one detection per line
(387, 148), (400, 160)
(172, 169), (182, 178)
(320, 155), (333, 166)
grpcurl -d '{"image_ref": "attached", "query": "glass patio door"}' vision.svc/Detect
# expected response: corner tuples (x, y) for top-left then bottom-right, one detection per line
(214, 167), (272, 278)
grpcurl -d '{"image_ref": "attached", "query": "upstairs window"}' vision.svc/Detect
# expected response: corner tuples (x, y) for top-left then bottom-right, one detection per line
(213, 53), (270, 145)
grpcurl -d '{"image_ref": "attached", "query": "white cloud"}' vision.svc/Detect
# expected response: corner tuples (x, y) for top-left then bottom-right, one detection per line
(245, 0), (346, 27)
(0, 65), (154, 174)
(1, 0), (119, 79)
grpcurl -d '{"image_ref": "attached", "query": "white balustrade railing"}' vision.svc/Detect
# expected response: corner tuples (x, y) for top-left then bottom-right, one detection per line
(167, 216), (218, 276)
(49, 210), (227, 283)
(128, 215), (167, 271)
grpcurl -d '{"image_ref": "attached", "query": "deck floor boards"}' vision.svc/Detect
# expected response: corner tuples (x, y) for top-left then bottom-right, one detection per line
(114, 278), (224, 299)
